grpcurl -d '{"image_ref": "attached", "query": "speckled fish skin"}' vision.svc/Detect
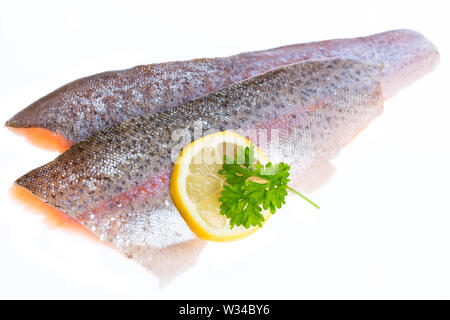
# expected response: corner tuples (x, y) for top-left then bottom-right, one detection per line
(5, 29), (439, 143)
(16, 58), (385, 277)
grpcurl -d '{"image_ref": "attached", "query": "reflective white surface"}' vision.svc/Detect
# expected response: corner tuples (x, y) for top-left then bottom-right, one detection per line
(0, 0), (449, 299)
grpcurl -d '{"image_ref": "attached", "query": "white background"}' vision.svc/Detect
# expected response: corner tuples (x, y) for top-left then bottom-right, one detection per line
(0, 0), (449, 299)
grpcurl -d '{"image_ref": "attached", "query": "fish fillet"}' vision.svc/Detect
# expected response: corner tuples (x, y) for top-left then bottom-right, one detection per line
(5, 30), (439, 145)
(14, 58), (385, 281)
(13, 30), (440, 282)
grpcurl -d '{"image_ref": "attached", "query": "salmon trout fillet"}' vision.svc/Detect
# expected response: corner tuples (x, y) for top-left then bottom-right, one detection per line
(15, 58), (386, 281)
(5, 29), (439, 145)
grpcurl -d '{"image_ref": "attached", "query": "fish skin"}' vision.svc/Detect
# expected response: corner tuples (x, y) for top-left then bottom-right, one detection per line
(5, 29), (439, 143)
(16, 58), (385, 278)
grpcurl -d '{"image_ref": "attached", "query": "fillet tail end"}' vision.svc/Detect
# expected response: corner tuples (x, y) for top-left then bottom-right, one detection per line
(379, 29), (440, 98)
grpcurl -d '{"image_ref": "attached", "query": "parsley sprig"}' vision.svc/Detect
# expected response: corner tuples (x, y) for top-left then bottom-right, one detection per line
(218, 145), (320, 229)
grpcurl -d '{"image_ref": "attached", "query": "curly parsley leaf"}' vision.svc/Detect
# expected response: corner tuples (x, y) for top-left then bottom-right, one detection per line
(218, 145), (319, 229)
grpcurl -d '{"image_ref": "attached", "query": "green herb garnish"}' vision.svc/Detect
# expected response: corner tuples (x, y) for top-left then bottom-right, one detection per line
(218, 145), (320, 229)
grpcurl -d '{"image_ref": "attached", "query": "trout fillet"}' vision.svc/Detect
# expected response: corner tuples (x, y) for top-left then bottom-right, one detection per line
(16, 58), (385, 280)
(5, 29), (439, 144)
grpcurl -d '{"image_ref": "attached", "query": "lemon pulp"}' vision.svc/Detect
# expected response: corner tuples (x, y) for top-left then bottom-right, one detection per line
(170, 131), (270, 241)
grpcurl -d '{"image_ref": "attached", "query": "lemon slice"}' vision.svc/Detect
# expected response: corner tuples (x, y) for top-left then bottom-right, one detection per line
(170, 131), (271, 241)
